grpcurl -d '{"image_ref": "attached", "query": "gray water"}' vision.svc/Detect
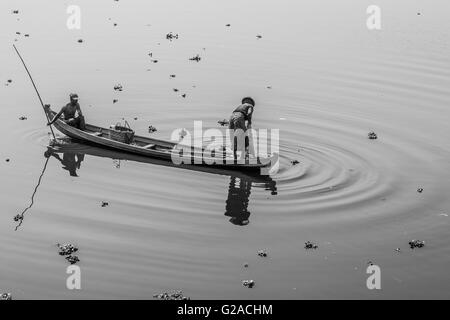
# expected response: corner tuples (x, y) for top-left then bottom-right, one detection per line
(1, 0), (450, 299)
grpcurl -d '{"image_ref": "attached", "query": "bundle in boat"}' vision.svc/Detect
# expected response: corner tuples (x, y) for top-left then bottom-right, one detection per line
(109, 121), (135, 144)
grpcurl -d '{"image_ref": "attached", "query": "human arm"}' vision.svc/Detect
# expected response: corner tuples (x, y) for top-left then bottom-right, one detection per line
(76, 103), (83, 117)
(246, 107), (253, 128)
(47, 106), (65, 125)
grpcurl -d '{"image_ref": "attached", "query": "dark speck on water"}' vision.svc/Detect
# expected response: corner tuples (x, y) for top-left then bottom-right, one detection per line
(242, 280), (255, 288)
(257, 249), (268, 257)
(153, 290), (190, 300)
(19, 116), (27, 120)
(113, 99), (118, 104)
(148, 125), (157, 133)
(291, 160), (300, 165)
(77, 39), (83, 43)
(166, 32), (179, 41)
(1, 293), (12, 300)
(409, 239), (425, 249)
(57, 243), (78, 256)
(304, 241), (318, 249)
(417, 188), (424, 193)
(368, 131), (378, 140)
(189, 54), (201, 62)
(66, 255), (80, 264)
(101, 201), (109, 207)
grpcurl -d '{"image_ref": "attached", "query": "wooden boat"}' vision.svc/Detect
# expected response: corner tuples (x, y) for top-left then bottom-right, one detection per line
(45, 107), (274, 172)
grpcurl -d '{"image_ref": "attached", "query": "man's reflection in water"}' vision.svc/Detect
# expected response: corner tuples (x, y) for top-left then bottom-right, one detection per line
(45, 149), (84, 177)
(225, 175), (277, 226)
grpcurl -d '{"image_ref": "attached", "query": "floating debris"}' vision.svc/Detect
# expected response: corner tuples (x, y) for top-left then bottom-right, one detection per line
(395, 248), (401, 253)
(368, 131), (378, 140)
(77, 39), (83, 43)
(150, 59), (158, 63)
(218, 119), (229, 126)
(12, 10), (19, 14)
(0, 293), (12, 300)
(169, 74), (176, 78)
(13, 214), (23, 222)
(257, 249), (268, 257)
(57, 243), (78, 256)
(101, 201), (109, 207)
(166, 32), (179, 41)
(113, 99), (118, 104)
(114, 84), (123, 91)
(66, 255), (80, 265)
(16, 32), (21, 35)
(243, 263), (249, 268)
(367, 260), (374, 266)
(225, 24), (231, 27)
(5, 159), (10, 162)
(148, 125), (157, 133)
(291, 160), (300, 165)
(409, 239), (425, 249)
(181, 94), (186, 98)
(153, 290), (190, 300)
(266, 86), (272, 89)
(24, 34), (30, 37)
(417, 188), (424, 193)
(173, 88), (179, 92)
(242, 280), (255, 288)
(256, 35), (262, 39)
(189, 54), (201, 62)
(304, 241), (318, 250)
(19, 116), (27, 120)
(7, 79), (12, 84)
(113, 23), (118, 27)
(134, 117), (138, 120)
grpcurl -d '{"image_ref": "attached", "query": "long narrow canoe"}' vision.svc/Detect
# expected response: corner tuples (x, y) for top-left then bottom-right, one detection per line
(45, 107), (273, 172)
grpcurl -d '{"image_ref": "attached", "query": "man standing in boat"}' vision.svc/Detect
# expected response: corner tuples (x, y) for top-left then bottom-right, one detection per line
(229, 97), (255, 160)
(47, 93), (85, 130)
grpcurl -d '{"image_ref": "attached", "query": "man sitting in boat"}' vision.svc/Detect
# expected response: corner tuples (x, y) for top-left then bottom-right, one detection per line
(229, 97), (255, 160)
(47, 93), (85, 130)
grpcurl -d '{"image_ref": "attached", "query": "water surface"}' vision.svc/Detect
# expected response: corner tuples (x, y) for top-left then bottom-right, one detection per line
(1, 0), (450, 299)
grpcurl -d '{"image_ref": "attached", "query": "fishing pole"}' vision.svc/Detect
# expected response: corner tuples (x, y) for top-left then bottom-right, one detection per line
(13, 44), (57, 140)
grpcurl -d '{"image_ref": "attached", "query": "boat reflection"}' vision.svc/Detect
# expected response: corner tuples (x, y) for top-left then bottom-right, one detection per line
(45, 140), (277, 226)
